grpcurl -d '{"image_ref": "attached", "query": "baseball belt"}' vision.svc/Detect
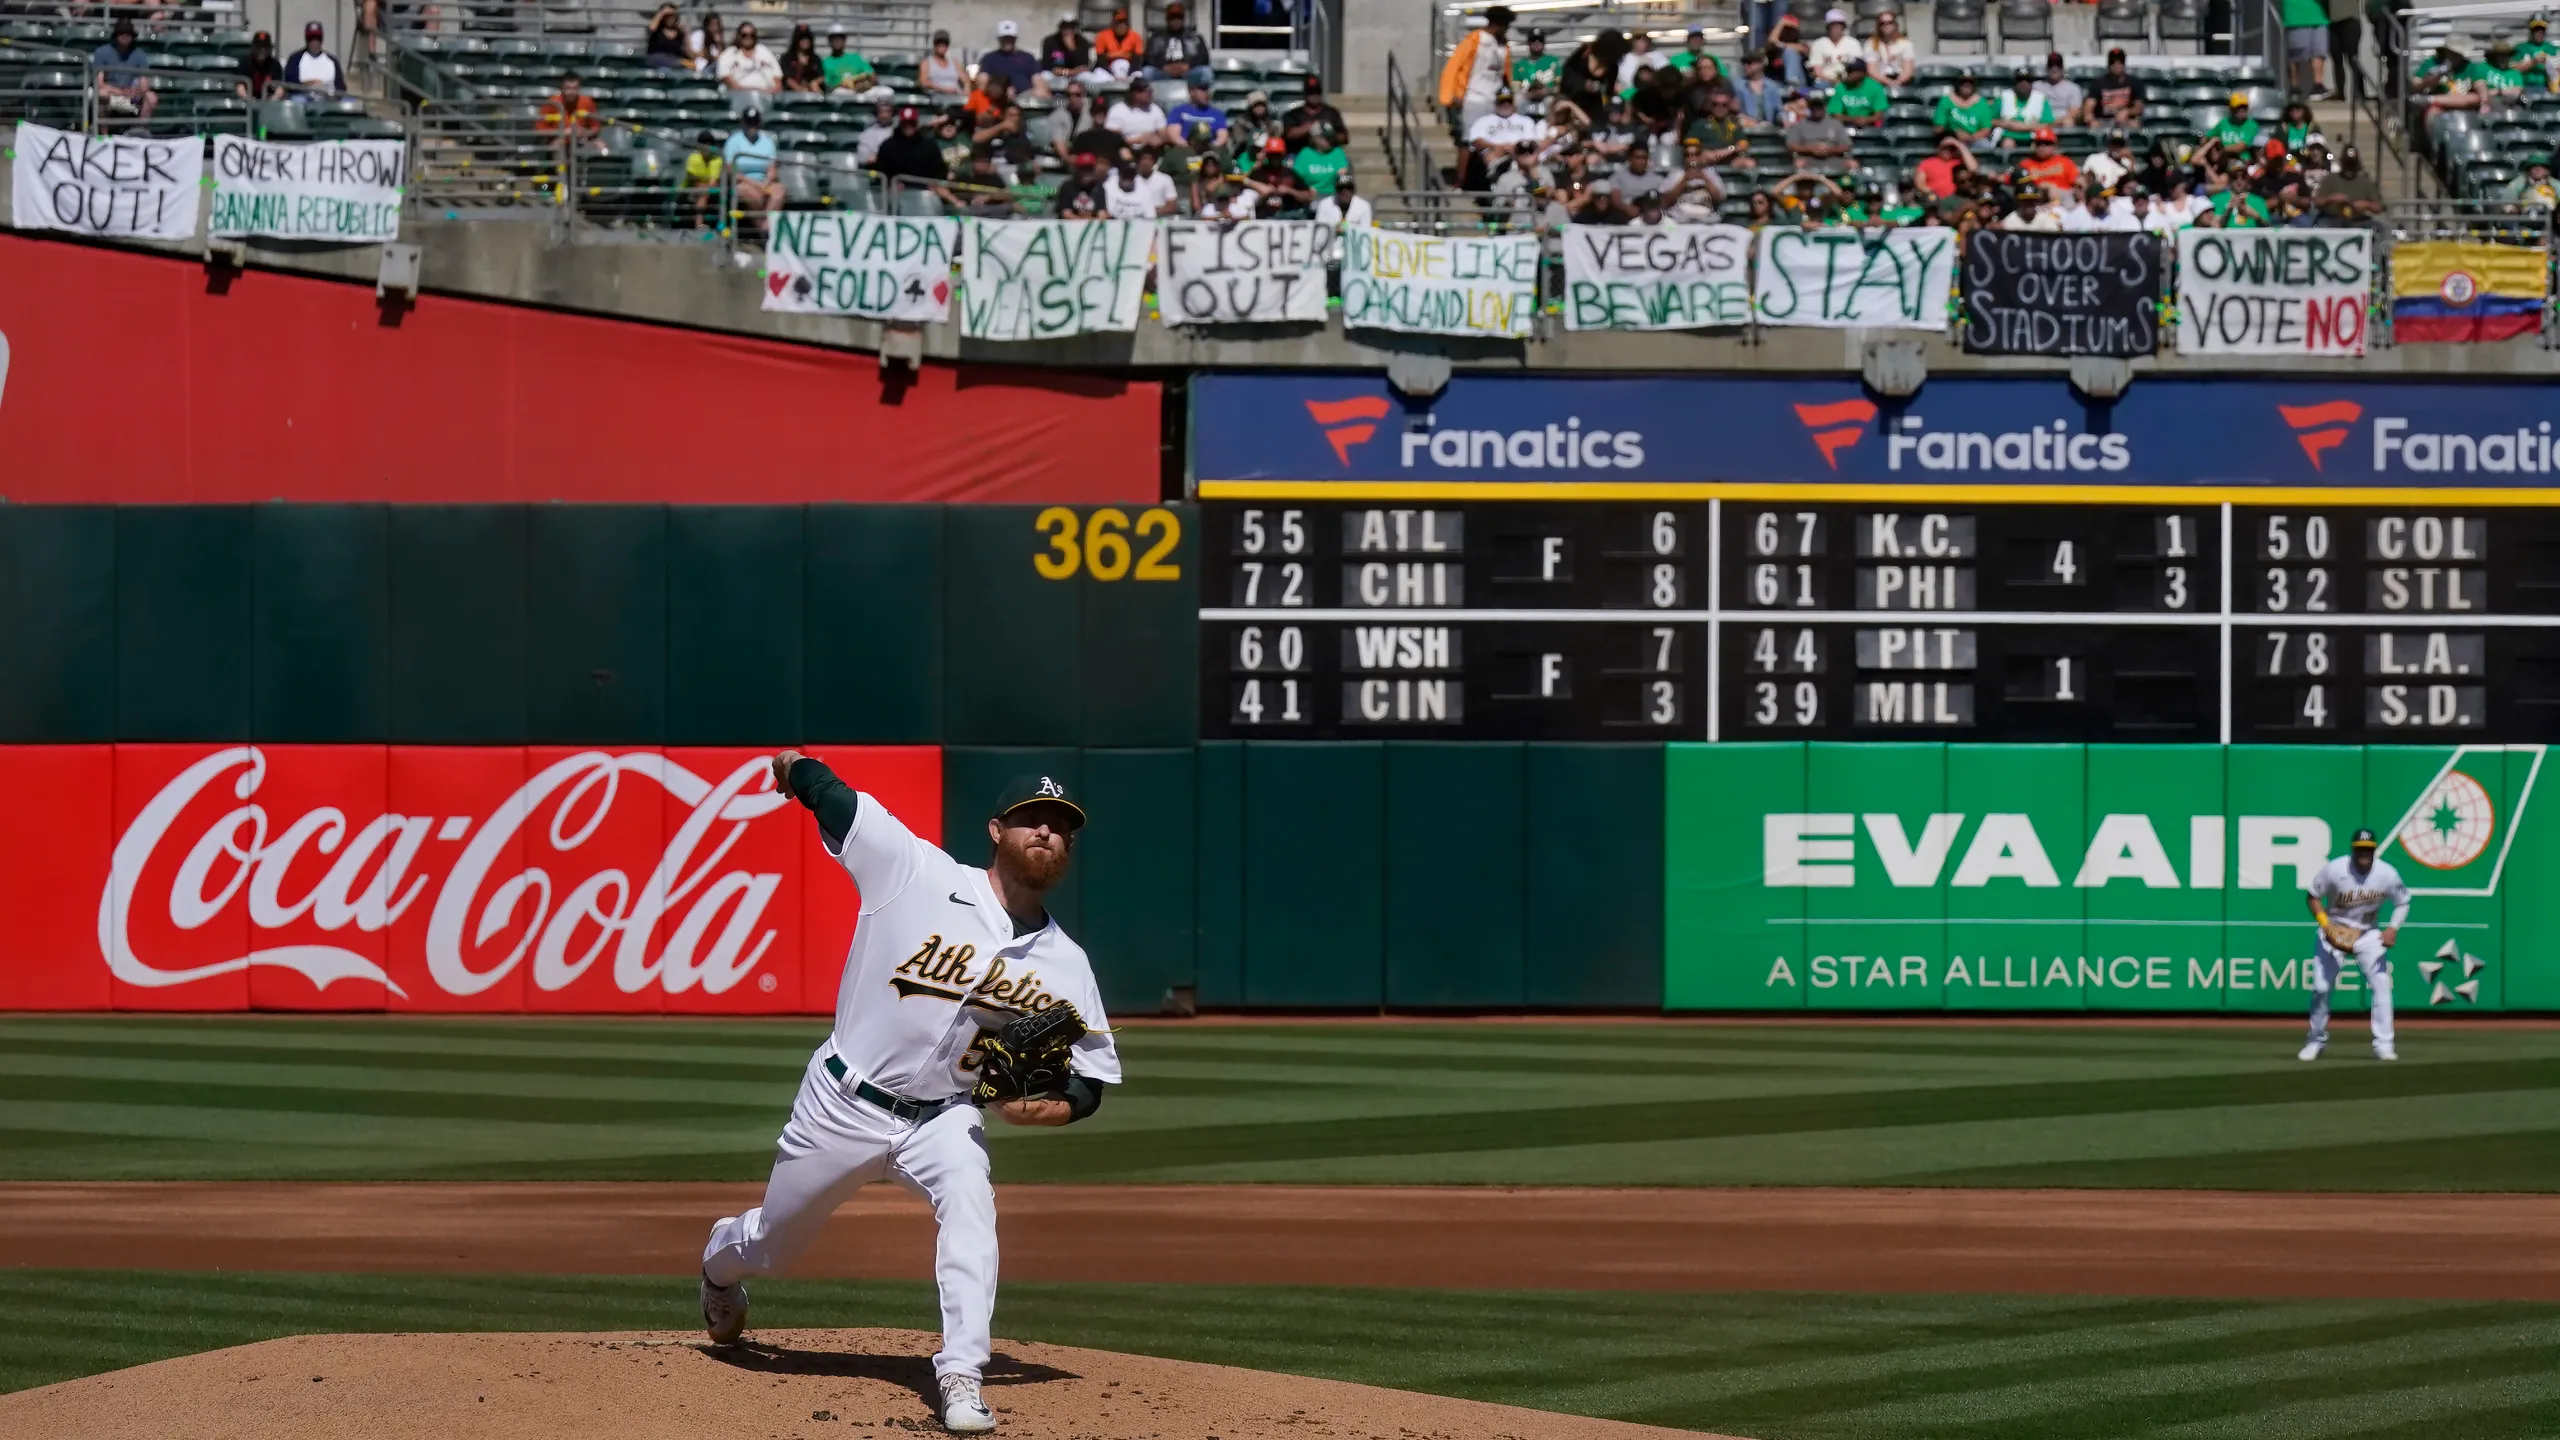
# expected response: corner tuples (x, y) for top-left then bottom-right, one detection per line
(822, 1053), (970, 1122)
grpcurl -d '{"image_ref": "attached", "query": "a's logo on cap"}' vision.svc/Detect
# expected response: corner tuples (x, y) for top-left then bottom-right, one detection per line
(1792, 399), (1878, 470)
(1305, 395), (1392, 466)
(1036, 776), (1065, 798)
(2277, 400), (2362, 471)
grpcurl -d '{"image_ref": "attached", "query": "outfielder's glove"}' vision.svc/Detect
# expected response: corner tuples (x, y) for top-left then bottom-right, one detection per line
(2320, 916), (2363, 950)
(968, 1003), (1087, 1105)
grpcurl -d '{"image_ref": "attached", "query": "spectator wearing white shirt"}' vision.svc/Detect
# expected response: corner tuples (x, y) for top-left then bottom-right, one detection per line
(2065, 186), (2142, 232)
(1202, 169), (1260, 220)
(717, 22), (781, 114)
(1806, 10), (1859, 85)
(1617, 31), (1670, 92)
(1996, 68), (2054, 145)
(1104, 76), (1171, 146)
(1999, 186), (2063, 231)
(1104, 160), (1164, 218)
(2083, 131), (2135, 190)
(1124, 145), (1180, 215)
(1465, 88), (1546, 157)
(282, 21), (345, 96)
(1862, 12), (1914, 88)
(854, 98), (896, 163)
(1314, 174), (1371, 226)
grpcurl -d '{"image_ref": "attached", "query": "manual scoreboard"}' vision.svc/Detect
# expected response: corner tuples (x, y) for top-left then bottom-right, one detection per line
(1196, 500), (2560, 741)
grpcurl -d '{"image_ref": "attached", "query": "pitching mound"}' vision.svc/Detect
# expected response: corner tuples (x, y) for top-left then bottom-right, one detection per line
(0, 1328), (1736, 1440)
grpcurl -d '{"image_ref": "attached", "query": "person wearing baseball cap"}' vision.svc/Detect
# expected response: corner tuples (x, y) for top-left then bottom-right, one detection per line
(1995, 65), (2053, 146)
(282, 18), (345, 96)
(978, 18), (1047, 99)
(2300, 826), (2411, 1062)
(91, 17), (158, 121)
(1438, 3), (1516, 134)
(1830, 55), (1892, 127)
(2202, 90), (2260, 164)
(1808, 8), (1857, 84)
(1142, 0), (1211, 88)
(2016, 124), (2079, 195)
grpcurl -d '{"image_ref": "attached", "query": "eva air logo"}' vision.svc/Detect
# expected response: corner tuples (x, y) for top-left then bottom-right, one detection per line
(2374, 745), (2543, 895)
(2395, 768), (2495, 871)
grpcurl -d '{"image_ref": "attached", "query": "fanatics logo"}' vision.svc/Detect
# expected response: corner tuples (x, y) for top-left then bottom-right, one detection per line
(2277, 400), (2362, 471)
(1793, 398), (1879, 469)
(1305, 395), (1393, 465)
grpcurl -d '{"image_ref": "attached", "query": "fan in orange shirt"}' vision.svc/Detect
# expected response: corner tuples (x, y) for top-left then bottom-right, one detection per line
(1093, 7), (1145, 70)
(2014, 126), (2080, 196)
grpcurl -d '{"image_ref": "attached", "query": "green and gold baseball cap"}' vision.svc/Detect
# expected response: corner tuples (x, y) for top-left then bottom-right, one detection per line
(993, 774), (1086, 831)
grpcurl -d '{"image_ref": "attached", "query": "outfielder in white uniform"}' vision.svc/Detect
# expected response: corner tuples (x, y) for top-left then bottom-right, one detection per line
(701, 755), (1120, 1434)
(2300, 826), (2410, 1063)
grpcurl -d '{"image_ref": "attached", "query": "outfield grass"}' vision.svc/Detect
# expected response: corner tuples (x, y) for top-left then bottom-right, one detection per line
(3, 1015), (2556, 1189)
(6, 1270), (2557, 1439)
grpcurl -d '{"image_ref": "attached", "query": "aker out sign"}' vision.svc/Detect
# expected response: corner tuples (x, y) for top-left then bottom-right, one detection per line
(1664, 743), (2552, 1013)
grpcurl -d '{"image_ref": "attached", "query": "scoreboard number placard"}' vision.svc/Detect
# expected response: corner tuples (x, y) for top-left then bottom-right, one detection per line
(1198, 500), (2560, 741)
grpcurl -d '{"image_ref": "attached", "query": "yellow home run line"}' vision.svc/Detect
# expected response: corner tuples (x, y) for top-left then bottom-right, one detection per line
(1195, 481), (2560, 505)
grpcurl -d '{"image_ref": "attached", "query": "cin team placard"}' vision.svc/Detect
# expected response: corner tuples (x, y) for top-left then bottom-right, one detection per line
(1196, 501), (2560, 742)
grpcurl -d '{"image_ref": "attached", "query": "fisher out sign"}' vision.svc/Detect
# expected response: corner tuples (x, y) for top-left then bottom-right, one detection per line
(1158, 220), (1334, 324)
(209, 135), (404, 243)
(1960, 232), (2160, 356)
(763, 212), (958, 322)
(1561, 222), (1751, 331)
(2176, 228), (2373, 356)
(1666, 742), (2553, 1014)
(11, 121), (202, 240)
(1338, 224), (1538, 338)
(1753, 226), (1954, 331)
(959, 218), (1154, 340)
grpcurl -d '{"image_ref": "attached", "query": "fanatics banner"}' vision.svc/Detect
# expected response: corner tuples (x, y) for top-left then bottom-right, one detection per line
(10, 120), (202, 240)
(1959, 231), (2162, 357)
(1752, 226), (1955, 331)
(763, 212), (959, 322)
(2175, 228), (2374, 356)
(1156, 220), (1335, 325)
(208, 134), (405, 242)
(1560, 222), (1753, 331)
(1338, 224), (1539, 338)
(958, 218), (1155, 340)
(0, 744), (941, 1013)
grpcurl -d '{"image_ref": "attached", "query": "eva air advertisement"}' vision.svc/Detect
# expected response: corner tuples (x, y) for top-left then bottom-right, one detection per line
(1666, 744), (2554, 1013)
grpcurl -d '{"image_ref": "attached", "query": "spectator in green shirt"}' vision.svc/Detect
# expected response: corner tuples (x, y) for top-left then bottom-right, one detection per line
(2515, 18), (2560, 81)
(2465, 43), (2529, 93)
(1291, 122), (1349, 195)
(1933, 72), (1999, 151)
(2200, 94), (2260, 164)
(1511, 28), (1562, 102)
(1831, 57), (1891, 126)
(1666, 28), (1728, 79)
(2210, 185), (2269, 227)
(822, 27), (887, 98)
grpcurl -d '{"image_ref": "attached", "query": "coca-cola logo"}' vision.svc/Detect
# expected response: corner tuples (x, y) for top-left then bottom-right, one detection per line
(99, 748), (793, 998)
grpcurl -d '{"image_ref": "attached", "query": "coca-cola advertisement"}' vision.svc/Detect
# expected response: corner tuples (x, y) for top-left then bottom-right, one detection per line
(0, 744), (940, 1013)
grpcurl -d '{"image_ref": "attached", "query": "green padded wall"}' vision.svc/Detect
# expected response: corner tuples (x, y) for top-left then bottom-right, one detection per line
(942, 507), (1081, 746)
(1193, 739), (1245, 1008)
(668, 506), (803, 745)
(252, 504), (389, 743)
(388, 506), (527, 744)
(805, 505), (943, 744)
(1524, 743), (1664, 1008)
(116, 506), (251, 741)
(1384, 743), (1525, 1007)
(1081, 505), (1198, 747)
(527, 506), (667, 744)
(1243, 741), (1384, 1008)
(0, 505), (114, 742)
(1081, 748), (1199, 1015)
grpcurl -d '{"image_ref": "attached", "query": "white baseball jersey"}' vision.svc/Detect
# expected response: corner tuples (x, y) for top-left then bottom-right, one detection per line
(825, 792), (1121, 1100)
(2308, 854), (2411, 933)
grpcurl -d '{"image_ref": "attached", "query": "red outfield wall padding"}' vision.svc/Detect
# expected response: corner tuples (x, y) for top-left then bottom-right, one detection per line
(0, 743), (938, 1013)
(0, 234), (1158, 504)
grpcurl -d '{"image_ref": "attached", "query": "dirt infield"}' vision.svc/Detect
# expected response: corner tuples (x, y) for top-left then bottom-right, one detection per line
(6, 1183), (2556, 1301)
(0, 1328), (1731, 1440)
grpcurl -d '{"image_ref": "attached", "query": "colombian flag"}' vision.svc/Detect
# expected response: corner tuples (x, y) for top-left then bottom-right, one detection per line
(2392, 240), (2549, 343)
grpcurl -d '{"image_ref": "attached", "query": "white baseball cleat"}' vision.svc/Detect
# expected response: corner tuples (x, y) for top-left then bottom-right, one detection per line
(939, 1373), (997, 1433)
(700, 1272), (749, 1345)
(2297, 1041), (2324, 1061)
(2374, 1042), (2398, 1062)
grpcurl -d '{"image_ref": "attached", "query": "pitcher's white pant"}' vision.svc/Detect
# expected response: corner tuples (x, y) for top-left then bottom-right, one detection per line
(2307, 929), (2394, 1048)
(703, 1049), (996, 1382)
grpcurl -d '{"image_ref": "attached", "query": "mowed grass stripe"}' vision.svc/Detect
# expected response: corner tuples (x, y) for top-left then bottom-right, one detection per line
(0, 1034), (814, 1086)
(0, 1071), (765, 1125)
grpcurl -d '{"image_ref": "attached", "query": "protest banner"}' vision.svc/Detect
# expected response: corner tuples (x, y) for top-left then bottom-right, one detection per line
(1960, 232), (2161, 356)
(958, 218), (1155, 340)
(208, 135), (404, 243)
(1338, 224), (1538, 338)
(1561, 222), (1752, 331)
(2390, 239), (2547, 343)
(1752, 227), (1954, 330)
(11, 121), (202, 240)
(2175, 228), (2372, 356)
(1157, 220), (1335, 325)
(763, 212), (959, 322)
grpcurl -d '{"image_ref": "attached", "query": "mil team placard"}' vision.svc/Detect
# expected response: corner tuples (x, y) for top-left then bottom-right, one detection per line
(1195, 500), (2560, 742)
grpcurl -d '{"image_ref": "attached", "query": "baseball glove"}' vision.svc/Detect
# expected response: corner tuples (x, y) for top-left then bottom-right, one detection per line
(2320, 915), (2363, 950)
(969, 1003), (1087, 1105)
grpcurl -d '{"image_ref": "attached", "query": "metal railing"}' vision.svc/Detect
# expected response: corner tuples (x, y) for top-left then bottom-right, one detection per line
(1381, 51), (1440, 192)
(1427, 0), (1747, 75)
(376, 0), (930, 53)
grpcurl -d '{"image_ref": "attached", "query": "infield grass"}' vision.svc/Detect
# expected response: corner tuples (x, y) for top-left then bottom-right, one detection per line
(6, 1270), (2558, 1439)
(2, 1016), (2557, 1189)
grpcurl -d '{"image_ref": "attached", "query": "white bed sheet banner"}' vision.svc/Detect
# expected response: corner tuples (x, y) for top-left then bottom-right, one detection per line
(1338, 224), (1539, 338)
(11, 121), (203, 240)
(2174, 228), (2373, 357)
(958, 218), (1156, 340)
(763, 212), (959, 322)
(209, 135), (405, 242)
(1751, 226), (1955, 331)
(1157, 220), (1336, 325)
(1561, 222), (1754, 331)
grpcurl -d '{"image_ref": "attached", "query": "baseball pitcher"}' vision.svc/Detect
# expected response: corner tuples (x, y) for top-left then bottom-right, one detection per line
(2300, 826), (2409, 1063)
(701, 754), (1119, 1434)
